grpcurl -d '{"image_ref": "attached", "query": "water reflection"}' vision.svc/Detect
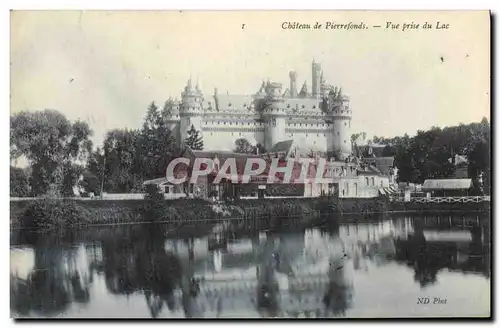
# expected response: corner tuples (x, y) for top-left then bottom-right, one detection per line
(10, 214), (490, 318)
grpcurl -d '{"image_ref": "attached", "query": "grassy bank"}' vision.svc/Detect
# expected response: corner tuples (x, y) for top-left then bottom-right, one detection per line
(10, 196), (489, 232)
(10, 198), (219, 232)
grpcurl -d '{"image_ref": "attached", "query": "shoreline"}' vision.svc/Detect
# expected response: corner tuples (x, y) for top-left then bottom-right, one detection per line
(10, 197), (491, 231)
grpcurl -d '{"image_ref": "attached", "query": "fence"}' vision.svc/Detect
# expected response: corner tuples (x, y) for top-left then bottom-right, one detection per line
(394, 196), (490, 204)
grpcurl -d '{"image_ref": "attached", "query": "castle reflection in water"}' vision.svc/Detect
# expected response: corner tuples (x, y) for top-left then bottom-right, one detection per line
(10, 214), (490, 318)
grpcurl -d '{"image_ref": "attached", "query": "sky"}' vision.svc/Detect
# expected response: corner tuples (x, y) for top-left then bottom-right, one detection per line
(10, 10), (490, 147)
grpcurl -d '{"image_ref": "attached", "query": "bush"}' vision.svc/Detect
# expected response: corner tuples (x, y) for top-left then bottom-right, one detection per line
(21, 199), (91, 230)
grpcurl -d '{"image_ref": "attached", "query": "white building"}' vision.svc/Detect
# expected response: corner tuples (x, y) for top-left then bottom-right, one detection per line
(164, 60), (353, 160)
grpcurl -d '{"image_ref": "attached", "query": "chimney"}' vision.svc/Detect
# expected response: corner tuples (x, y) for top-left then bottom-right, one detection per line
(289, 71), (297, 98)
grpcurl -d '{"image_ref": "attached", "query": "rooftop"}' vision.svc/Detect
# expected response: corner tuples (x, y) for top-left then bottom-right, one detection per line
(422, 179), (472, 190)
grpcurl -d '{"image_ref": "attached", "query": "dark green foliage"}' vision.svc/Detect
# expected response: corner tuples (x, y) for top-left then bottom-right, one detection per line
(144, 184), (165, 202)
(20, 199), (91, 230)
(234, 138), (254, 154)
(141, 184), (168, 223)
(10, 166), (30, 197)
(10, 110), (92, 196)
(184, 124), (204, 150)
(371, 118), (490, 191)
(79, 171), (100, 196)
(85, 102), (179, 193)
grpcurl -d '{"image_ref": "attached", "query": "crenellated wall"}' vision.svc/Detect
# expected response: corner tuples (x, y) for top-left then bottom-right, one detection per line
(170, 60), (353, 154)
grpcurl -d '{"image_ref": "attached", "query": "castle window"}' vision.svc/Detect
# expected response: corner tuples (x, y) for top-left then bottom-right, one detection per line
(239, 133), (242, 136)
(228, 103), (232, 107)
(345, 122), (347, 126)
(337, 132), (340, 136)
(244, 104), (247, 107)
(210, 133), (213, 136)
(287, 104), (290, 108)
(302, 105), (305, 109)
(317, 134), (319, 137)
(313, 106), (316, 109)
(344, 140), (346, 143)
(365, 177), (369, 186)
(208, 101), (211, 105)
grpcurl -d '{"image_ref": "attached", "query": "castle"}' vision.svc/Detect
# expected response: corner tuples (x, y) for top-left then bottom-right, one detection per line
(164, 59), (353, 159)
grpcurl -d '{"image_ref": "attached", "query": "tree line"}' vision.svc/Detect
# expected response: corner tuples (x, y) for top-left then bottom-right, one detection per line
(367, 117), (490, 194)
(10, 103), (204, 197)
(11, 103), (491, 197)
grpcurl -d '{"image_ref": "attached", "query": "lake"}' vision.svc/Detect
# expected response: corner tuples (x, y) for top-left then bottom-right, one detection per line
(10, 214), (491, 318)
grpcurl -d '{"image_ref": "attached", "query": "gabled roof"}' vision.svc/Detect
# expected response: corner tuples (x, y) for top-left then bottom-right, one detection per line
(206, 94), (255, 112)
(357, 165), (381, 175)
(267, 140), (295, 155)
(362, 157), (395, 175)
(422, 179), (472, 190)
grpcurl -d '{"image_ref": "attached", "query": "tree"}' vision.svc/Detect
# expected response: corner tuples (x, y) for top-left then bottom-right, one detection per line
(101, 129), (142, 193)
(351, 132), (367, 145)
(234, 138), (254, 154)
(138, 102), (178, 180)
(10, 166), (30, 197)
(373, 119), (490, 185)
(79, 170), (100, 196)
(184, 125), (204, 150)
(10, 110), (92, 196)
(468, 139), (490, 194)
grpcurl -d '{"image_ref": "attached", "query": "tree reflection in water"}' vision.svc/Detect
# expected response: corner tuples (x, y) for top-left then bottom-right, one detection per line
(10, 225), (183, 318)
(394, 217), (490, 288)
(10, 233), (91, 317)
(98, 225), (183, 318)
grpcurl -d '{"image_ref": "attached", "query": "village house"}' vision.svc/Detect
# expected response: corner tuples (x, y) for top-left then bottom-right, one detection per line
(143, 142), (398, 200)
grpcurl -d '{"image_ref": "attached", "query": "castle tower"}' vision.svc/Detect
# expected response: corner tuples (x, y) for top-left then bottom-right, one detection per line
(179, 78), (204, 146)
(327, 89), (352, 160)
(289, 71), (297, 98)
(311, 59), (322, 98)
(262, 82), (287, 150)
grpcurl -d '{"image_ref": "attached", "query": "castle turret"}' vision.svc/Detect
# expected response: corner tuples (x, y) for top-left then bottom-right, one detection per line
(326, 88), (352, 160)
(289, 71), (297, 98)
(312, 59), (322, 98)
(262, 82), (287, 149)
(179, 78), (204, 145)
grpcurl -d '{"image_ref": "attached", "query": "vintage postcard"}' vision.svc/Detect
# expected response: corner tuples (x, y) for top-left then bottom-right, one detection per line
(10, 10), (491, 319)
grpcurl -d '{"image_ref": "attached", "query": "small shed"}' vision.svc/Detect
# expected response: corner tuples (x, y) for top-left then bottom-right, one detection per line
(422, 179), (473, 197)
